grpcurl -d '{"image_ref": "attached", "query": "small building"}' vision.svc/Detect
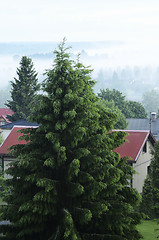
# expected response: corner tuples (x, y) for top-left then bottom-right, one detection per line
(0, 127), (156, 192)
(114, 130), (156, 193)
(0, 119), (40, 141)
(0, 126), (37, 177)
(127, 112), (159, 140)
(0, 108), (14, 126)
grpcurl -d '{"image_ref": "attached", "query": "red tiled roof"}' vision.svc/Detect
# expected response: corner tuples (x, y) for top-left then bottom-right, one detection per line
(0, 108), (14, 116)
(0, 126), (35, 155)
(114, 130), (150, 162)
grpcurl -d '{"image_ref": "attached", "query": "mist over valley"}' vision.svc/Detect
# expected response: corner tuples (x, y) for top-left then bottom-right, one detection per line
(0, 41), (159, 110)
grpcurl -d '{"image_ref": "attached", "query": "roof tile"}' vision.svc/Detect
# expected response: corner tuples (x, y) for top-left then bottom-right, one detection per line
(0, 108), (14, 116)
(0, 126), (36, 155)
(114, 130), (150, 162)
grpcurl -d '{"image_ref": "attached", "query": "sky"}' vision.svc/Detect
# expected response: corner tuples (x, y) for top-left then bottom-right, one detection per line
(0, 0), (159, 43)
(1, 0), (159, 65)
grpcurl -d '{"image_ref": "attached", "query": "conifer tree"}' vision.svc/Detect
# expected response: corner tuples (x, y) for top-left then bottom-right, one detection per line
(141, 141), (159, 218)
(0, 40), (142, 240)
(142, 141), (159, 218)
(6, 56), (40, 121)
(140, 176), (155, 218)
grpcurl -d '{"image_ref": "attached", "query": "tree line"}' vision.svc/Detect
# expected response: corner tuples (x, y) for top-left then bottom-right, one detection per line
(4, 58), (147, 126)
(94, 66), (159, 103)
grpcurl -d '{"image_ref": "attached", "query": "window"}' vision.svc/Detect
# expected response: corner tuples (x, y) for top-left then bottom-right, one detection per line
(143, 142), (147, 153)
(147, 165), (151, 174)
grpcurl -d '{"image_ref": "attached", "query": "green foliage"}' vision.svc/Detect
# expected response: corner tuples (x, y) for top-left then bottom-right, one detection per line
(0, 134), (3, 145)
(140, 176), (155, 218)
(5, 56), (40, 121)
(98, 89), (130, 117)
(150, 141), (159, 187)
(98, 88), (147, 119)
(97, 99), (127, 129)
(127, 101), (147, 119)
(0, 40), (142, 240)
(140, 141), (159, 218)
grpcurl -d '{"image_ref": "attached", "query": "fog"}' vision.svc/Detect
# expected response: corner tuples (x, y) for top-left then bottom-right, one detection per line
(0, 41), (159, 106)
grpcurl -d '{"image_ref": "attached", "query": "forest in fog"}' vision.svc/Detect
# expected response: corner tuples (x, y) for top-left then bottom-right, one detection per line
(0, 41), (159, 114)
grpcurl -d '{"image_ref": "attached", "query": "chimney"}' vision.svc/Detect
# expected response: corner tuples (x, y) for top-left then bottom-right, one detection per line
(151, 112), (156, 121)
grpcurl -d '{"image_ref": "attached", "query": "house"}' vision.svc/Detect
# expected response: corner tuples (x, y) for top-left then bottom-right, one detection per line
(0, 108), (14, 126)
(0, 126), (37, 177)
(127, 112), (159, 140)
(0, 126), (156, 193)
(0, 119), (40, 141)
(114, 130), (156, 193)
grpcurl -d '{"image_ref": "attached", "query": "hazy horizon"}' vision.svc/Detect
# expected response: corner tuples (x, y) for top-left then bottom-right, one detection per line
(1, 0), (159, 91)
(0, 41), (159, 105)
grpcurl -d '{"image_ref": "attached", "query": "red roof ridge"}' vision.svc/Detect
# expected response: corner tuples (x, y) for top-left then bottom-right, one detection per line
(0, 108), (14, 116)
(134, 131), (149, 162)
(113, 129), (150, 133)
(12, 125), (38, 129)
(114, 130), (153, 162)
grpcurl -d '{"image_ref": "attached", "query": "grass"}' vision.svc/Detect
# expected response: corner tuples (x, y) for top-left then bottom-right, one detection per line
(137, 219), (159, 239)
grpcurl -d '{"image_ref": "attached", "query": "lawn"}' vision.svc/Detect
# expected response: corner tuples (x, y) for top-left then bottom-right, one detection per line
(137, 219), (159, 240)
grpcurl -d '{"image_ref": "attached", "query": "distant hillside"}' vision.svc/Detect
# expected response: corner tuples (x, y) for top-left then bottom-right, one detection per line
(0, 41), (124, 55)
(0, 40), (158, 106)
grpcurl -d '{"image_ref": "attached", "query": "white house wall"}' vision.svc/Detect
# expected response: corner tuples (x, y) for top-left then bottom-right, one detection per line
(132, 140), (153, 193)
(1, 129), (11, 142)
(3, 158), (15, 179)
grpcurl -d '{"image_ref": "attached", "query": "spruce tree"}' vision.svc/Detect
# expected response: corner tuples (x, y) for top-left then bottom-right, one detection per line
(0, 41), (142, 240)
(140, 176), (155, 218)
(140, 141), (159, 219)
(6, 56), (40, 121)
